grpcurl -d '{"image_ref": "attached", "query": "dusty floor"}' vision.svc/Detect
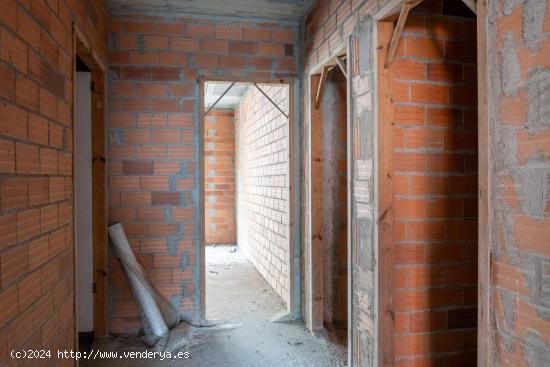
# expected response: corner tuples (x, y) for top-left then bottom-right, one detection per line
(81, 245), (346, 366)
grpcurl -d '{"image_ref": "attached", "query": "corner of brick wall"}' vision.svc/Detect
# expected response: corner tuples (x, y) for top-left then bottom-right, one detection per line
(0, 0), (109, 364)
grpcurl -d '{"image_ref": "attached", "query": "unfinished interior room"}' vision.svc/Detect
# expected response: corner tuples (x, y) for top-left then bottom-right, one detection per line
(0, 0), (549, 366)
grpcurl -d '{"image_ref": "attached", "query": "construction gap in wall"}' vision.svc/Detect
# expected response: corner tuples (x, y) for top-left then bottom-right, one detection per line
(310, 64), (349, 345)
(202, 81), (293, 321)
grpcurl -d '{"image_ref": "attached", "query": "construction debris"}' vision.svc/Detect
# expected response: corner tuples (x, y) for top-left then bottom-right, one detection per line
(108, 223), (239, 352)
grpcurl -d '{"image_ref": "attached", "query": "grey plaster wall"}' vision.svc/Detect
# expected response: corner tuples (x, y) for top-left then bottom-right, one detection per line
(349, 17), (377, 367)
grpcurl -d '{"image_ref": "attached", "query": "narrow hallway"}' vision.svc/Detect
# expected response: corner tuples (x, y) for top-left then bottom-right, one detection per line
(196, 245), (346, 367)
(2, 0), (548, 366)
(82, 245), (346, 367)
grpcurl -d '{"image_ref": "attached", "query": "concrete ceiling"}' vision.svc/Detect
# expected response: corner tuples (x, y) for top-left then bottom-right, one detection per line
(106, 0), (315, 21)
(205, 82), (250, 109)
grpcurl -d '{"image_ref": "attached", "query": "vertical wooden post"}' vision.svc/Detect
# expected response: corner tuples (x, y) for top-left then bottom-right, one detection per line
(91, 67), (108, 337)
(477, 0), (490, 364)
(310, 74), (325, 330)
(199, 78), (206, 321)
(377, 20), (395, 367)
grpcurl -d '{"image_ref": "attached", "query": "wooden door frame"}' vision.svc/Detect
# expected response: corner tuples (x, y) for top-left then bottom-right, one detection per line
(72, 25), (108, 346)
(476, 1), (490, 365)
(374, 18), (395, 367)
(372, 0), (489, 365)
(198, 75), (299, 321)
(309, 72), (324, 332)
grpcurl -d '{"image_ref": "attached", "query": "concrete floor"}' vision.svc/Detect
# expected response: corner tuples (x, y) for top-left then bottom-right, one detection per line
(81, 245), (346, 366)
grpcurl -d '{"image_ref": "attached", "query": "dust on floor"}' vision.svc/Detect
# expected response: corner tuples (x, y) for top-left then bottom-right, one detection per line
(81, 245), (347, 367)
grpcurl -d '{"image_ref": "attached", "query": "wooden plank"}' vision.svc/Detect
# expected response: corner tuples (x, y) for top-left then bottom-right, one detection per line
(348, 37), (360, 367)
(344, 39), (353, 367)
(287, 81), (298, 315)
(476, 0), (489, 364)
(462, 0), (477, 14)
(314, 66), (328, 109)
(352, 35), (359, 78)
(315, 65), (334, 109)
(384, 0), (423, 68)
(91, 68), (108, 338)
(74, 26), (106, 72)
(310, 74), (324, 330)
(199, 79), (206, 321)
(377, 20), (396, 367)
(71, 26), (79, 358)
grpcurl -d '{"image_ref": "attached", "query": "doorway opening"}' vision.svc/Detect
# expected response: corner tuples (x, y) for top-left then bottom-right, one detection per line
(197, 78), (338, 365)
(310, 53), (349, 345)
(74, 30), (107, 352)
(375, 0), (478, 364)
(200, 79), (296, 320)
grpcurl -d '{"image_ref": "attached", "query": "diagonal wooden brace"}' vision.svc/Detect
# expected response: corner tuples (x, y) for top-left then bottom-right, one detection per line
(384, 0), (424, 68)
(461, 0), (477, 14)
(335, 55), (347, 79)
(314, 64), (336, 109)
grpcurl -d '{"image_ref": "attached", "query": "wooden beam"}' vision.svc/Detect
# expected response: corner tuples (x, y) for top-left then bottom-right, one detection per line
(377, 21), (396, 367)
(74, 25), (106, 72)
(476, 0), (488, 364)
(310, 74), (324, 330)
(461, 0), (477, 14)
(199, 79), (206, 321)
(287, 80), (299, 316)
(90, 65), (108, 339)
(315, 65), (336, 109)
(335, 56), (348, 79)
(384, 0), (423, 68)
(315, 65), (329, 109)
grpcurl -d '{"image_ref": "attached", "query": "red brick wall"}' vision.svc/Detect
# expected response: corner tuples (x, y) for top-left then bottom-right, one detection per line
(0, 0), (108, 365)
(108, 14), (298, 332)
(490, 0), (550, 365)
(204, 109), (235, 245)
(390, 7), (478, 365)
(303, 0), (481, 364)
(304, 0), (369, 71)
